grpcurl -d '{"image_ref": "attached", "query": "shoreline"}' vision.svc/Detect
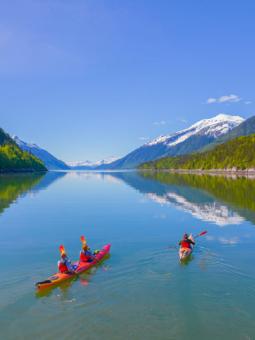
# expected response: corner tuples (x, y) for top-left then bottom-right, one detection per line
(139, 168), (255, 178)
(0, 169), (47, 174)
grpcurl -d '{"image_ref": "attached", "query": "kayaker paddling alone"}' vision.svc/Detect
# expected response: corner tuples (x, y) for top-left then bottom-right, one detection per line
(179, 233), (195, 260)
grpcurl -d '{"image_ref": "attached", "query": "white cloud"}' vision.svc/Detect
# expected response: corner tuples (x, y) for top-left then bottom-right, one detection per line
(219, 94), (241, 103)
(139, 136), (149, 141)
(244, 101), (252, 105)
(207, 98), (217, 104)
(207, 94), (241, 104)
(153, 120), (167, 125)
(179, 118), (188, 123)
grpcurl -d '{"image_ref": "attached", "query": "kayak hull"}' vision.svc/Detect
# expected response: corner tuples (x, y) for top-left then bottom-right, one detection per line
(36, 244), (111, 290)
(179, 247), (192, 260)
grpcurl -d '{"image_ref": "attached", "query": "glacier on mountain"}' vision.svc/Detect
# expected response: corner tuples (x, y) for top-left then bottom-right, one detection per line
(147, 114), (244, 147)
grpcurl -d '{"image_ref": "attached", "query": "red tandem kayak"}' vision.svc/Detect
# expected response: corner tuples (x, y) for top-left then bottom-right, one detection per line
(36, 244), (111, 290)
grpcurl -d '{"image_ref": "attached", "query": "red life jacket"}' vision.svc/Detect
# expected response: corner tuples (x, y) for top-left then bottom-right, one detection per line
(180, 240), (191, 249)
(58, 261), (68, 273)
(79, 251), (90, 262)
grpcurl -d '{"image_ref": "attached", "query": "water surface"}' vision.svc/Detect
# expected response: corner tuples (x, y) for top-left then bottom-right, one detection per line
(0, 171), (255, 339)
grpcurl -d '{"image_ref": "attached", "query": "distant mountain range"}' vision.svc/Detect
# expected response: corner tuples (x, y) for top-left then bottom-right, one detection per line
(10, 113), (255, 171)
(102, 114), (244, 169)
(13, 136), (69, 171)
(66, 157), (118, 170)
(12, 136), (118, 171)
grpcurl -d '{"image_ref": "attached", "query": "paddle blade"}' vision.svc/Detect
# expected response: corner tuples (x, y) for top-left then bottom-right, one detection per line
(80, 235), (87, 246)
(199, 231), (207, 237)
(59, 244), (66, 255)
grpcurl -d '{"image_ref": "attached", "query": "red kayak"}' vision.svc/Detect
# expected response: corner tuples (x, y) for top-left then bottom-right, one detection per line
(36, 244), (111, 290)
(179, 235), (194, 261)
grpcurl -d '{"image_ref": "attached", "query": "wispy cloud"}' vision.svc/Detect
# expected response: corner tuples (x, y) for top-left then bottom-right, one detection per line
(179, 118), (188, 123)
(207, 94), (241, 104)
(244, 100), (252, 105)
(153, 120), (167, 126)
(139, 136), (149, 141)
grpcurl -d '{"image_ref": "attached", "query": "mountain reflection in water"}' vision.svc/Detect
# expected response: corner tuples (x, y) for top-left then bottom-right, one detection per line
(103, 171), (255, 226)
(1, 170), (255, 227)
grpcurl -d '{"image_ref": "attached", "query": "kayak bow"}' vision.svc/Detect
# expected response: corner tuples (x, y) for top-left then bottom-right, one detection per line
(36, 244), (111, 290)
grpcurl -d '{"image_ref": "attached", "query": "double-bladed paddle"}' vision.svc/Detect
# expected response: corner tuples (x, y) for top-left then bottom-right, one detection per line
(194, 230), (207, 239)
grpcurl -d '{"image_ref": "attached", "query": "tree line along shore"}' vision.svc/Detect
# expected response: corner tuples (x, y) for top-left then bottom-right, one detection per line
(139, 134), (255, 172)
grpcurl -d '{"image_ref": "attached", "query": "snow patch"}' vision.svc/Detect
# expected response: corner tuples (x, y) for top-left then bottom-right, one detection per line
(67, 157), (119, 168)
(146, 114), (244, 148)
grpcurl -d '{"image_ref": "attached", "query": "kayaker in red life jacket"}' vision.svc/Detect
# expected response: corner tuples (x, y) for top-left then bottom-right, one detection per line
(58, 245), (76, 274)
(179, 233), (195, 249)
(79, 235), (94, 263)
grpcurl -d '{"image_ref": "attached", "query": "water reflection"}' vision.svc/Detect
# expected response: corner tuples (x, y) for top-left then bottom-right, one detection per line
(105, 171), (255, 226)
(1, 171), (255, 339)
(0, 172), (66, 215)
(65, 170), (123, 184)
(147, 192), (243, 226)
(2, 170), (255, 227)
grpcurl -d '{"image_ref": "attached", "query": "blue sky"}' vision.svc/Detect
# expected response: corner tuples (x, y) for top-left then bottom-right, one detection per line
(1, 0), (254, 161)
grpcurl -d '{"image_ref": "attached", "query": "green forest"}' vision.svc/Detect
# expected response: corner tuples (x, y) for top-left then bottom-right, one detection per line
(139, 134), (255, 170)
(0, 128), (46, 172)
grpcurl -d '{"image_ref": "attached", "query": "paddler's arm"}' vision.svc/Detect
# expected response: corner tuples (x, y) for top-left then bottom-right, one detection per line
(66, 259), (76, 273)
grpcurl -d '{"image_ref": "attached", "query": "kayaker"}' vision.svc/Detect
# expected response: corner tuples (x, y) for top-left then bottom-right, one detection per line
(79, 235), (95, 263)
(79, 244), (94, 263)
(58, 245), (76, 274)
(179, 233), (195, 249)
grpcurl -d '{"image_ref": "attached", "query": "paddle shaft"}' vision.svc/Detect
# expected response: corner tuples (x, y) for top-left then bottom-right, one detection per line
(194, 230), (207, 239)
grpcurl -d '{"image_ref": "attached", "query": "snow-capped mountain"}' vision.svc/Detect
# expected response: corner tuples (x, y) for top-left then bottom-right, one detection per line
(67, 157), (119, 170)
(147, 114), (243, 146)
(67, 160), (95, 168)
(103, 114), (244, 169)
(13, 136), (69, 171)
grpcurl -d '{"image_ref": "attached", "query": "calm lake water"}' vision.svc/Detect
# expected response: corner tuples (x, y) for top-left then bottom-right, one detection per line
(0, 171), (255, 339)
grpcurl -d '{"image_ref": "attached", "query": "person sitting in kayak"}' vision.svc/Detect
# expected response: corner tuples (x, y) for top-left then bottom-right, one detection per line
(179, 233), (195, 250)
(79, 235), (95, 263)
(58, 245), (76, 274)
